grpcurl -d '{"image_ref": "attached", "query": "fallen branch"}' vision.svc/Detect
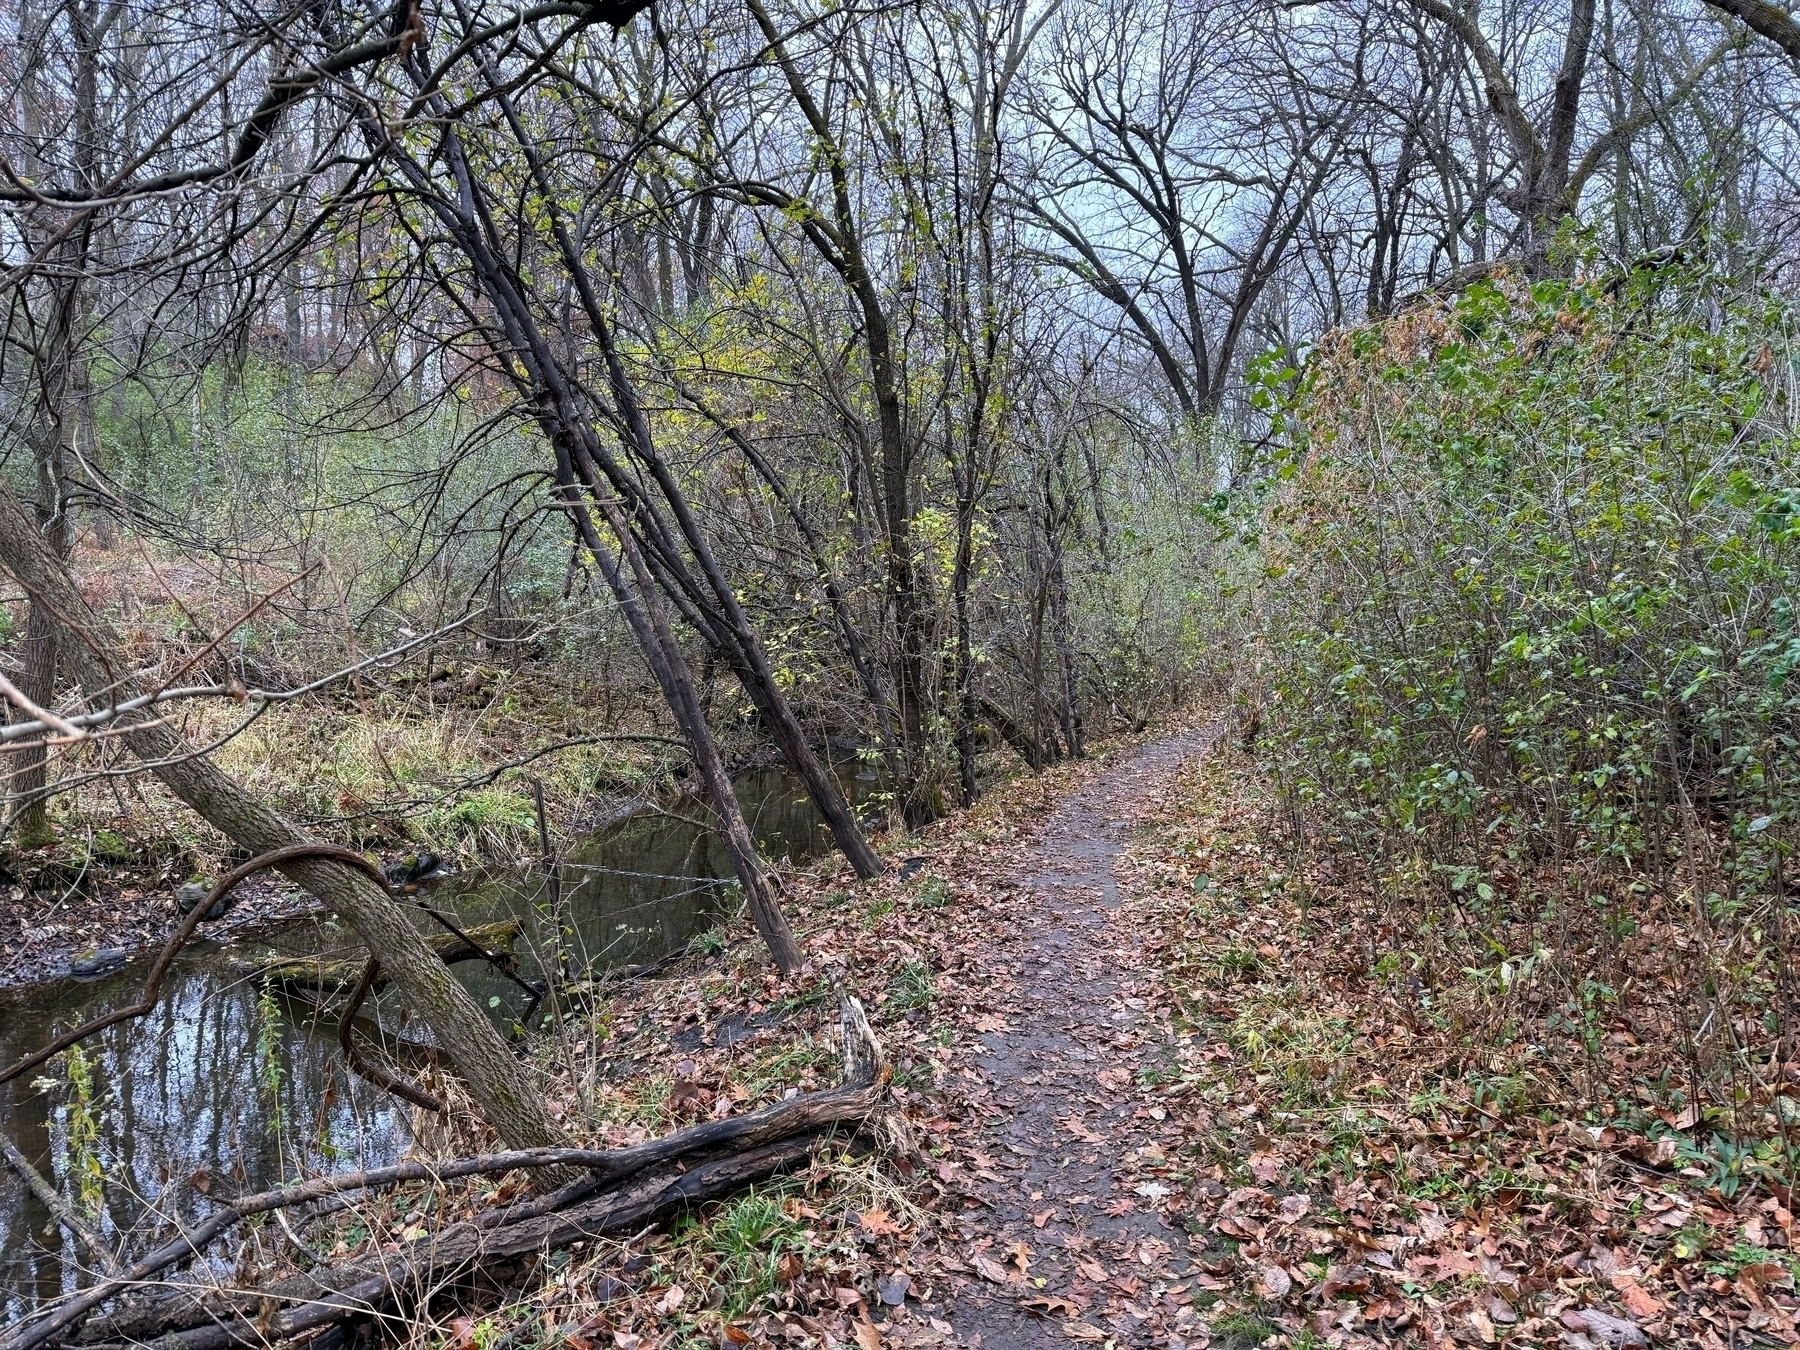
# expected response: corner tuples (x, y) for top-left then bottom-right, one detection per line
(6, 995), (888, 1350)
(0, 1133), (120, 1277)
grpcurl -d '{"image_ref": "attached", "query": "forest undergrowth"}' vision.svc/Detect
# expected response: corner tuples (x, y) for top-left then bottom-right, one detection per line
(262, 711), (1800, 1350)
(1133, 744), (1800, 1349)
(0, 547), (706, 985)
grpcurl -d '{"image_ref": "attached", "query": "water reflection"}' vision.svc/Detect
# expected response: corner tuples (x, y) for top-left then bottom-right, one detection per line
(0, 961), (407, 1320)
(0, 766), (860, 1315)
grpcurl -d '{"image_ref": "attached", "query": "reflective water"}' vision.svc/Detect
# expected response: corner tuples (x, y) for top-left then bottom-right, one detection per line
(0, 767), (853, 1315)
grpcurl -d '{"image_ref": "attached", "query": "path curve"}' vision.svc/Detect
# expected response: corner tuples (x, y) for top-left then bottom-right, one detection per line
(932, 726), (1219, 1349)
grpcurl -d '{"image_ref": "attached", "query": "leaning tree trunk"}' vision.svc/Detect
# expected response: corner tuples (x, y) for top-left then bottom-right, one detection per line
(367, 110), (803, 974)
(0, 485), (573, 1166)
(579, 484), (804, 975)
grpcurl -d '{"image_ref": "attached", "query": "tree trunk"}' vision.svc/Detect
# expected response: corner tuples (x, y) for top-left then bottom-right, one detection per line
(8, 590), (59, 850)
(0, 485), (573, 1167)
(582, 487), (805, 976)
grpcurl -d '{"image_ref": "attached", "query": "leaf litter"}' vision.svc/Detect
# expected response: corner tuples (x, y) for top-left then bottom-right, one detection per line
(261, 718), (1800, 1347)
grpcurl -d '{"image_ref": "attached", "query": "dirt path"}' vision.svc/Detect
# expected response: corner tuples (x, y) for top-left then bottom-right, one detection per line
(927, 726), (1220, 1349)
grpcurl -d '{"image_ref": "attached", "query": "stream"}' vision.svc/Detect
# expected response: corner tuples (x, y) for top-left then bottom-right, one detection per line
(0, 767), (863, 1318)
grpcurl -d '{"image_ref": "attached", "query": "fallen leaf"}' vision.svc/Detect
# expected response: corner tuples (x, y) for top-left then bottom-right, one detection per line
(1032, 1208), (1056, 1228)
(859, 1208), (902, 1236)
(879, 1271), (912, 1306)
(654, 1285), (685, 1315)
(853, 1314), (883, 1350)
(1738, 1261), (1792, 1289)
(1320, 1264), (1370, 1300)
(974, 1253), (1012, 1284)
(1659, 1103), (1701, 1131)
(1608, 1272), (1664, 1319)
(1563, 1308), (1648, 1349)
(1259, 1264), (1293, 1300)
(1064, 1116), (1106, 1145)
(1063, 1322), (1107, 1342)
(1021, 1295), (1082, 1317)
(1467, 1305), (1495, 1344)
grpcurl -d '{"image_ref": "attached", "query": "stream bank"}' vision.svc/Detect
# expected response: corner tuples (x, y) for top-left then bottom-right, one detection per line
(0, 764), (870, 1317)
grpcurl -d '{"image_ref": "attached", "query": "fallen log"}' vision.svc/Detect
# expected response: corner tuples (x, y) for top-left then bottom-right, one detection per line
(8, 993), (886, 1350)
(238, 919), (523, 990)
(85, 1133), (838, 1350)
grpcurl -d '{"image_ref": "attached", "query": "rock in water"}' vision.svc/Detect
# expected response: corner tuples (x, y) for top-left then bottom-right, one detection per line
(70, 948), (129, 980)
(381, 851), (442, 889)
(177, 881), (232, 921)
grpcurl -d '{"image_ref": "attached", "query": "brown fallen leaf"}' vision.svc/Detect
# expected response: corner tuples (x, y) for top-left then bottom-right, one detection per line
(1737, 1261), (1793, 1289)
(1032, 1207), (1057, 1228)
(852, 1314), (884, 1350)
(1021, 1295), (1082, 1317)
(1063, 1322), (1108, 1342)
(1562, 1308), (1648, 1348)
(1608, 1271), (1664, 1320)
(973, 1253), (1012, 1284)
(1467, 1304), (1495, 1344)
(1259, 1264), (1293, 1300)
(859, 1208), (902, 1236)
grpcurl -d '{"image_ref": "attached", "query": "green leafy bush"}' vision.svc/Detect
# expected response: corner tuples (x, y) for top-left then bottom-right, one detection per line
(1265, 265), (1800, 900)
(1256, 262), (1800, 1135)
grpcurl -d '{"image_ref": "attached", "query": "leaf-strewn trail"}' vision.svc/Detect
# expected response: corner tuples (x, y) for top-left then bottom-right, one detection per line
(889, 727), (1800, 1350)
(917, 726), (1219, 1348)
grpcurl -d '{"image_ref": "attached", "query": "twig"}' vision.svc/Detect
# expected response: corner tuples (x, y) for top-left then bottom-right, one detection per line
(338, 958), (448, 1113)
(147, 561), (322, 700)
(0, 668), (82, 741)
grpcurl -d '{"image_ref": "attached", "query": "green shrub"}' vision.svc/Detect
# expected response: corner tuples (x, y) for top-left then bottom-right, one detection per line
(1264, 263), (1800, 901)
(1255, 261), (1800, 1134)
